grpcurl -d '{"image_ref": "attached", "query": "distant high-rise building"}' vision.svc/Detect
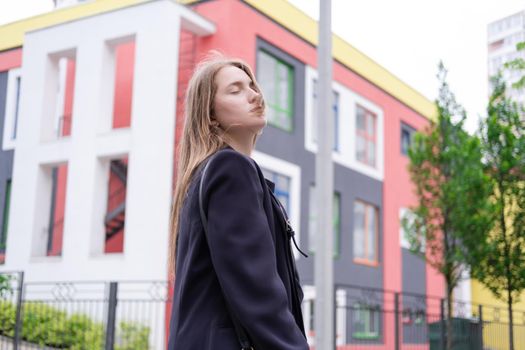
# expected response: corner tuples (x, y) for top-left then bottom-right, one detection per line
(53, 0), (89, 9)
(487, 11), (525, 102)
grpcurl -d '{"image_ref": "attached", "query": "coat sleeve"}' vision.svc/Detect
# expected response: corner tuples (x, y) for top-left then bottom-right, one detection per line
(202, 150), (308, 350)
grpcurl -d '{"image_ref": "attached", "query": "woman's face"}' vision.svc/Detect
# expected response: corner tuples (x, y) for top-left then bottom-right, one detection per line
(212, 65), (265, 135)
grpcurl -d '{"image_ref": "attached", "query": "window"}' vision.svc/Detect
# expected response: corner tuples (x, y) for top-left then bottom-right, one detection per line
(261, 168), (291, 213)
(401, 122), (416, 156)
(1, 180), (12, 254)
(312, 79), (339, 151)
(302, 286), (347, 346)
(356, 105), (377, 167)
(3, 68), (22, 150)
(112, 40), (136, 129)
(354, 200), (378, 264)
(257, 50), (294, 132)
(402, 309), (412, 324)
(12, 77), (21, 140)
(47, 165), (68, 257)
(353, 303), (380, 339)
(254, 151), (301, 258)
(308, 186), (340, 257)
(400, 208), (425, 253)
(105, 157), (128, 254)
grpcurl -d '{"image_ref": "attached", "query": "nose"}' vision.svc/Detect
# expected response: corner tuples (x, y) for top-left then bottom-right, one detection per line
(249, 89), (262, 105)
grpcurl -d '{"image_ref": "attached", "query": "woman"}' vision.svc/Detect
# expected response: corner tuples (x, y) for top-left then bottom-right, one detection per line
(167, 54), (309, 350)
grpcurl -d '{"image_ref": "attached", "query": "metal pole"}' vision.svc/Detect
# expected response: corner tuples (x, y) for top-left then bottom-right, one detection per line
(105, 282), (118, 350)
(478, 305), (483, 349)
(13, 271), (24, 350)
(394, 293), (400, 350)
(440, 298), (446, 350)
(314, 0), (334, 349)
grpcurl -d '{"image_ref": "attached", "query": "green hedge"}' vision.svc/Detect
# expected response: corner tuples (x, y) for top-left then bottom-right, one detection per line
(0, 301), (150, 349)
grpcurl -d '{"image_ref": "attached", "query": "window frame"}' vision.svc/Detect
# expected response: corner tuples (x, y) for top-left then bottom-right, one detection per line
(399, 207), (426, 253)
(0, 180), (12, 253)
(2, 68), (22, 151)
(401, 121), (416, 156)
(311, 78), (340, 152)
(304, 66), (385, 181)
(302, 286), (347, 346)
(308, 186), (341, 258)
(252, 151), (301, 258)
(353, 200), (379, 266)
(256, 49), (294, 132)
(352, 303), (381, 340)
(355, 104), (377, 167)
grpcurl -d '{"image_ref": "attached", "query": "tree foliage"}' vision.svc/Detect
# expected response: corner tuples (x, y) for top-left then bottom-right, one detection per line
(472, 73), (525, 350)
(405, 62), (493, 349)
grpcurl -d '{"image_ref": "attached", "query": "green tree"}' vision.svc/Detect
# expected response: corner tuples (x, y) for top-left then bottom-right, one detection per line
(0, 273), (12, 298)
(405, 62), (493, 350)
(473, 73), (525, 350)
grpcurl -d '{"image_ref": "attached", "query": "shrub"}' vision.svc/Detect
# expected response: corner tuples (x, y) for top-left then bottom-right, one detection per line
(115, 321), (150, 350)
(0, 301), (16, 337)
(0, 301), (151, 349)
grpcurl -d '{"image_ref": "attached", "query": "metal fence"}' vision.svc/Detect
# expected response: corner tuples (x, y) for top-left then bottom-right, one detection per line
(0, 272), (171, 350)
(1, 272), (525, 349)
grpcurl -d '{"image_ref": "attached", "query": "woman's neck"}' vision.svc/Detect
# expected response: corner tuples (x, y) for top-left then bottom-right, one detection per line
(224, 132), (254, 157)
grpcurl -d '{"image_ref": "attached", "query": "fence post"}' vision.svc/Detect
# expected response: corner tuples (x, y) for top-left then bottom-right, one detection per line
(440, 299), (446, 350)
(394, 293), (400, 350)
(13, 271), (24, 350)
(478, 305), (484, 350)
(333, 287), (337, 350)
(105, 282), (118, 350)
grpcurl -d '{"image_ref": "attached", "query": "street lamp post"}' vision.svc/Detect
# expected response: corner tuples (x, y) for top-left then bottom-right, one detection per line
(314, 0), (334, 349)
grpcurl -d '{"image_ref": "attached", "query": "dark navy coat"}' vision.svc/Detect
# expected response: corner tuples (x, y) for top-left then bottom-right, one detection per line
(168, 147), (308, 350)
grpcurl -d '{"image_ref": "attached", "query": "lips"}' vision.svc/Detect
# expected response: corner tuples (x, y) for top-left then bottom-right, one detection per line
(250, 106), (264, 115)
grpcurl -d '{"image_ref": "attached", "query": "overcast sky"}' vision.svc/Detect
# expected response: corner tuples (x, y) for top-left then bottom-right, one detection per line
(1, 0), (524, 133)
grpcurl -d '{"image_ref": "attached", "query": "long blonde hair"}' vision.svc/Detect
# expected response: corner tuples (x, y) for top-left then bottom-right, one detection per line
(168, 54), (264, 276)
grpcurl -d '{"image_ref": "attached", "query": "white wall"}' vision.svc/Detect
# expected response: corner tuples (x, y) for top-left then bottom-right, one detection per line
(0, 0), (215, 283)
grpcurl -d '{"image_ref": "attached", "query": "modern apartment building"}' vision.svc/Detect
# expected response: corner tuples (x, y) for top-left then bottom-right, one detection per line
(487, 10), (525, 103)
(0, 0), (443, 347)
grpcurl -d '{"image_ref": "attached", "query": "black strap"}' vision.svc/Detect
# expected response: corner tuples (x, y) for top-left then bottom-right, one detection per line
(199, 156), (254, 350)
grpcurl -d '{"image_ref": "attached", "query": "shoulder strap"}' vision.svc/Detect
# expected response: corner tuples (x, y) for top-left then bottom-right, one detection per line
(199, 154), (254, 350)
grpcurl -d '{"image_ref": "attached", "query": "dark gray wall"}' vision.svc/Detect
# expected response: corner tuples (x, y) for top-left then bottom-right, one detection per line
(0, 71), (14, 252)
(402, 248), (427, 343)
(255, 38), (383, 291)
(402, 249), (426, 295)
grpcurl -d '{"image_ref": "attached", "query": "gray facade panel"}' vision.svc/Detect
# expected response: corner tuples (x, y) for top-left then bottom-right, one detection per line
(402, 248), (426, 295)
(402, 248), (427, 344)
(0, 71), (15, 251)
(254, 38), (383, 291)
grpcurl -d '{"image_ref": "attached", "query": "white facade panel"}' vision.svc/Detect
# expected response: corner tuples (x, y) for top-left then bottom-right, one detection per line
(1, 1), (215, 285)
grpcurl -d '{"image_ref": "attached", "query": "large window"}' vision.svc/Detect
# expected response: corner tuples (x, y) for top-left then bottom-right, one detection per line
(312, 79), (339, 151)
(356, 105), (377, 167)
(257, 50), (294, 132)
(308, 186), (340, 257)
(354, 200), (378, 265)
(1, 180), (11, 254)
(401, 122), (416, 156)
(261, 168), (291, 213)
(353, 303), (380, 339)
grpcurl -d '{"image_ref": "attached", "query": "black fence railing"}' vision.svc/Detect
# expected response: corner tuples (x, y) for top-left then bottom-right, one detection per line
(1, 272), (524, 349)
(0, 272), (171, 350)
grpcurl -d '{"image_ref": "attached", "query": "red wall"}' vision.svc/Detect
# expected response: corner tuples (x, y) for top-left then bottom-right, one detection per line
(0, 48), (22, 72)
